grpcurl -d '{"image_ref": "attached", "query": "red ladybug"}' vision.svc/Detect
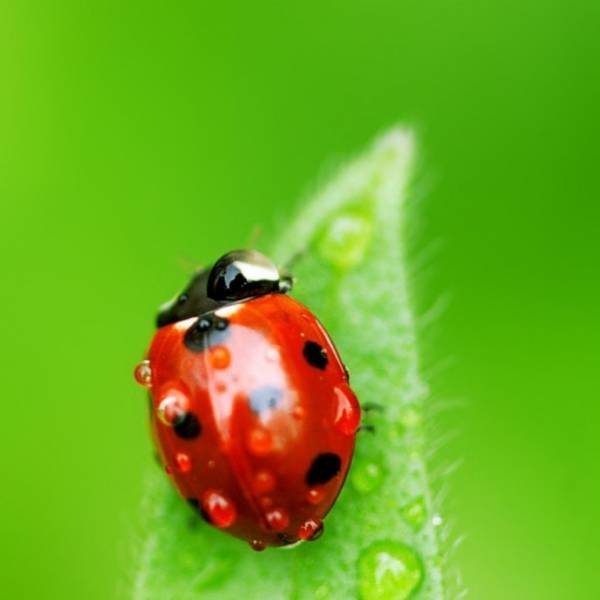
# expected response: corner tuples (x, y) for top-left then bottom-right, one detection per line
(134, 250), (360, 550)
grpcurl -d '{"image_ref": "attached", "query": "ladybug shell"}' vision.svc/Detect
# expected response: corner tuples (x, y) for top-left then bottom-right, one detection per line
(145, 293), (360, 548)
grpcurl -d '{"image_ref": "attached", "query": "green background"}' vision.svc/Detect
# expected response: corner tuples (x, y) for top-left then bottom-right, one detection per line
(1, 2), (598, 599)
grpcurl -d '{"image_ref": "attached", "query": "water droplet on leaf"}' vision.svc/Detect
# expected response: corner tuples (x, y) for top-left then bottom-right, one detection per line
(401, 497), (426, 531)
(351, 461), (384, 494)
(358, 541), (423, 600)
(318, 212), (372, 269)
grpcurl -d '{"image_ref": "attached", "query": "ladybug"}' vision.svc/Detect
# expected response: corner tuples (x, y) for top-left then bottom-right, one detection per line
(134, 250), (361, 550)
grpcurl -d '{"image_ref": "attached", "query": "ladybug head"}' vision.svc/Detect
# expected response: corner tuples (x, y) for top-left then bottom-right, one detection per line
(156, 250), (292, 328)
(207, 249), (292, 302)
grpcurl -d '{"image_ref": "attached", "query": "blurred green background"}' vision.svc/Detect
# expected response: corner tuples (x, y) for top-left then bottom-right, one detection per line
(1, 1), (598, 599)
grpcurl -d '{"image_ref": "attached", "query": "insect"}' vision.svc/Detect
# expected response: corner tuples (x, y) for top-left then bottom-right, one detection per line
(134, 250), (361, 550)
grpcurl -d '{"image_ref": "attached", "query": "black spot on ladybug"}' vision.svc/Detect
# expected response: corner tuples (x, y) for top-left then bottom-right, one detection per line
(277, 533), (298, 546)
(200, 507), (212, 524)
(250, 385), (283, 414)
(305, 453), (342, 486)
(174, 412), (202, 439)
(303, 341), (328, 370)
(187, 498), (211, 524)
(184, 314), (230, 352)
(307, 521), (325, 542)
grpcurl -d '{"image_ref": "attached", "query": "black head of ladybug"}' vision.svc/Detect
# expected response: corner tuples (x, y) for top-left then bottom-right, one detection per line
(207, 250), (292, 302)
(156, 250), (292, 328)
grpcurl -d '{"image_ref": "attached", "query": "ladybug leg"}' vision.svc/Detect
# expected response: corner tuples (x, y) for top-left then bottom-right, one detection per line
(278, 248), (308, 293)
(358, 423), (376, 434)
(283, 248), (306, 272)
(361, 401), (384, 413)
(359, 402), (384, 434)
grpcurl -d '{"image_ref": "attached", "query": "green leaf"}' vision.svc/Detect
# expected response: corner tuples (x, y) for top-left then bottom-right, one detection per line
(132, 128), (447, 600)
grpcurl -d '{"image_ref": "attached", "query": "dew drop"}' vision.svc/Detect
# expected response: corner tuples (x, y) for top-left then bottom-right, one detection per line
(292, 405), (305, 420)
(246, 428), (273, 456)
(252, 470), (276, 495)
(315, 584), (332, 599)
(209, 345), (231, 369)
(318, 212), (373, 269)
(298, 518), (323, 541)
(259, 496), (273, 509)
(400, 407), (422, 429)
(432, 514), (443, 527)
(202, 490), (237, 528)
(358, 541), (423, 600)
(134, 360), (152, 387)
(306, 487), (325, 505)
(265, 508), (289, 531)
(401, 497), (426, 531)
(250, 539), (266, 552)
(333, 384), (361, 435)
(157, 387), (190, 426)
(175, 452), (192, 473)
(215, 381), (227, 393)
(351, 461), (384, 494)
(265, 347), (279, 362)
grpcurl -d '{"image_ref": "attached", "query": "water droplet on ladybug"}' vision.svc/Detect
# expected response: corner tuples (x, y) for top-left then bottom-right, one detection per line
(265, 347), (279, 362)
(333, 384), (361, 435)
(202, 490), (237, 528)
(246, 428), (273, 456)
(215, 381), (227, 393)
(209, 345), (231, 369)
(259, 496), (273, 509)
(292, 405), (305, 420)
(134, 360), (152, 387)
(175, 452), (192, 473)
(250, 539), (266, 552)
(298, 518), (323, 541)
(265, 508), (289, 531)
(306, 488), (325, 505)
(252, 470), (276, 495)
(157, 387), (190, 426)
(358, 541), (423, 600)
